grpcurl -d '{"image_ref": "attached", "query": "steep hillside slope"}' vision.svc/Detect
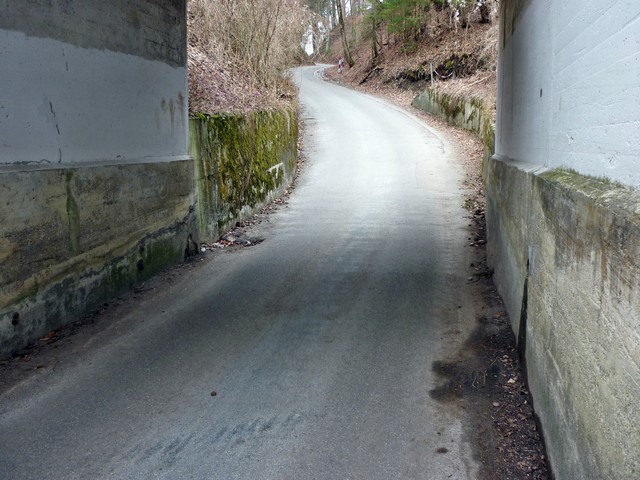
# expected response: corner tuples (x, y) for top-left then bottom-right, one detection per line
(186, 0), (304, 115)
(322, 8), (498, 107)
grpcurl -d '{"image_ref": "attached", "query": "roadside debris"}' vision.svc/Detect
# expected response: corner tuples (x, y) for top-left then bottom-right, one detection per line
(200, 233), (265, 252)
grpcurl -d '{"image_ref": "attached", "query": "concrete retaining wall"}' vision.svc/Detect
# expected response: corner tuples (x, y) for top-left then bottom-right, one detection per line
(412, 88), (495, 162)
(0, 159), (197, 354)
(485, 158), (640, 479)
(190, 111), (299, 240)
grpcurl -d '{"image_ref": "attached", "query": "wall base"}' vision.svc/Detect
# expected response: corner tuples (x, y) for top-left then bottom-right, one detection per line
(0, 158), (197, 355)
(484, 154), (640, 479)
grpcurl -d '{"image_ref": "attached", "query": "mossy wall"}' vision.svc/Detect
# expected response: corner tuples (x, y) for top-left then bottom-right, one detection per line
(412, 89), (495, 163)
(189, 109), (298, 240)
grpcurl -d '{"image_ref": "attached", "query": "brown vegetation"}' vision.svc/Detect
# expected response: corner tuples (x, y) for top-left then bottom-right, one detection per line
(321, 5), (498, 106)
(187, 0), (311, 114)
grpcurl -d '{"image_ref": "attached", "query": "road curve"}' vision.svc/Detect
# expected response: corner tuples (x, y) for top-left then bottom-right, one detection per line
(0, 66), (479, 479)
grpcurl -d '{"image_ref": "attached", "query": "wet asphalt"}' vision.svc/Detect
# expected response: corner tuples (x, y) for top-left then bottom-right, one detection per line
(0, 66), (479, 479)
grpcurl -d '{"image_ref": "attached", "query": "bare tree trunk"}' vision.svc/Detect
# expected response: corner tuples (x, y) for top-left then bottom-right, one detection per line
(331, 0), (338, 29)
(370, 13), (378, 58)
(335, 0), (354, 66)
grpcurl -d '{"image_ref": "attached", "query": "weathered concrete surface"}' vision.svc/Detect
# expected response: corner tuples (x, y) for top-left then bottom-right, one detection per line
(412, 89), (494, 163)
(190, 110), (298, 240)
(485, 158), (640, 479)
(0, 159), (197, 355)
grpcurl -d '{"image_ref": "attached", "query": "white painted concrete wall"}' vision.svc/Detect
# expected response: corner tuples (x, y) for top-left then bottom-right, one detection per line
(0, 1), (188, 166)
(496, 0), (640, 187)
(0, 30), (187, 165)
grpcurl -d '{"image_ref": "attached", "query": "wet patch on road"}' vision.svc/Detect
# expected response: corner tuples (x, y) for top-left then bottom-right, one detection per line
(429, 189), (549, 479)
(430, 354), (501, 402)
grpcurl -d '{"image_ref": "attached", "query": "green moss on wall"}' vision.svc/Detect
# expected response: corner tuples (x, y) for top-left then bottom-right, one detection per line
(138, 238), (183, 280)
(543, 168), (630, 193)
(438, 93), (464, 119)
(412, 88), (495, 156)
(190, 108), (298, 239)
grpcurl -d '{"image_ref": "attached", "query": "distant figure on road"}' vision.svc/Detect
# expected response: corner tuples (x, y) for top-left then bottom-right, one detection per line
(338, 57), (344, 74)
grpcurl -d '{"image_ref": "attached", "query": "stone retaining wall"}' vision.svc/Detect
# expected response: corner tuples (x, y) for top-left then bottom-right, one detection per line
(189, 110), (298, 240)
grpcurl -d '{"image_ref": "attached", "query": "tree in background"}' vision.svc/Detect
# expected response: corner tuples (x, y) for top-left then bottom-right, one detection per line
(370, 0), (433, 43)
(365, 0), (383, 58)
(306, 0), (366, 61)
(442, 0), (498, 29)
(335, 0), (355, 66)
(306, 0), (334, 55)
(366, 0), (498, 49)
(307, 0), (334, 20)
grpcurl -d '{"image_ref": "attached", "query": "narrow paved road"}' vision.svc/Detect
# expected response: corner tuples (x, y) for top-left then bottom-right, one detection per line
(0, 66), (479, 479)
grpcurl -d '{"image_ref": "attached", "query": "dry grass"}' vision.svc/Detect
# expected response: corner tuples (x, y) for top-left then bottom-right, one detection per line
(188, 0), (310, 114)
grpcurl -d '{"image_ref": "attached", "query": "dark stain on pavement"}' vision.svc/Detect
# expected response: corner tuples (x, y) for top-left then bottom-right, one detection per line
(428, 189), (550, 479)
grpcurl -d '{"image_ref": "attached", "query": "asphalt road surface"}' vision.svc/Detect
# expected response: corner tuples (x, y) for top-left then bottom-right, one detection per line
(0, 66), (480, 479)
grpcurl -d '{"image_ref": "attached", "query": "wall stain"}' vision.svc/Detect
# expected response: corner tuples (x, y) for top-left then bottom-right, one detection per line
(65, 171), (81, 254)
(500, 0), (533, 48)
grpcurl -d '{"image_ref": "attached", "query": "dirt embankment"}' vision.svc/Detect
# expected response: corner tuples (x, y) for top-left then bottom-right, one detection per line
(319, 9), (498, 104)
